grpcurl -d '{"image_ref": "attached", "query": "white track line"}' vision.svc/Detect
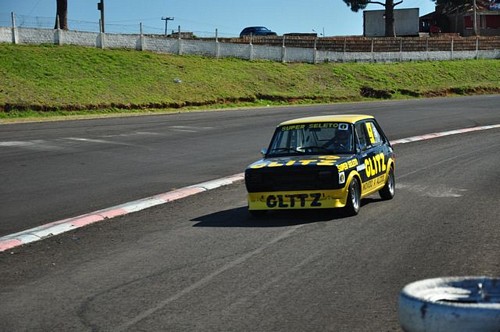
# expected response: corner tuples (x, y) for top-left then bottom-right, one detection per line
(390, 124), (500, 145)
(1, 124), (498, 252)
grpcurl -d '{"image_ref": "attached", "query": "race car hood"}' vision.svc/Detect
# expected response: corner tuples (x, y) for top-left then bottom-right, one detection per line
(246, 154), (358, 170)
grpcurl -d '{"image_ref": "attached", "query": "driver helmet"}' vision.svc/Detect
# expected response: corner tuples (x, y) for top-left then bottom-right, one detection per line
(336, 129), (350, 142)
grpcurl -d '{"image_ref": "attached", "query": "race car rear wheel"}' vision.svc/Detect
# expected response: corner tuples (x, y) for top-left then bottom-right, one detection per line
(379, 166), (395, 200)
(345, 177), (360, 216)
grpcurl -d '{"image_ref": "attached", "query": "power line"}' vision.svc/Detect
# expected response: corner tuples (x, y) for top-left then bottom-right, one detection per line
(28, 0), (44, 16)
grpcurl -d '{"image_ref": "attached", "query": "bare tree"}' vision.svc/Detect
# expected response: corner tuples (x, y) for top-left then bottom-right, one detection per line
(342, 0), (403, 37)
(55, 0), (68, 30)
(432, 0), (470, 11)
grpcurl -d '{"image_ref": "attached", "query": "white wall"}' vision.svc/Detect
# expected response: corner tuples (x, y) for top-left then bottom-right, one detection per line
(1, 27), (498, 63)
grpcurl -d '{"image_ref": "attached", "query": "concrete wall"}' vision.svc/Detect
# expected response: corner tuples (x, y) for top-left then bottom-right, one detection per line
(1, 27), (499, 63)
(0, 27), (12, 43)
(61, 30), (101, 47)
(16, 27), (56, 45)
(143, 36), (177, 54)
(217, 42), (251, 60)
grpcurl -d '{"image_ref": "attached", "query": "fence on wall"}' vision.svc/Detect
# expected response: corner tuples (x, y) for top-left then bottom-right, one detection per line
(229, 35), (500, 52)
(0, 11), (232, 37)
(1, 12), (499, 63)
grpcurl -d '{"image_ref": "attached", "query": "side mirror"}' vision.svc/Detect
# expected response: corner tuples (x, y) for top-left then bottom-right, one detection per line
(260, 148), (267, 157)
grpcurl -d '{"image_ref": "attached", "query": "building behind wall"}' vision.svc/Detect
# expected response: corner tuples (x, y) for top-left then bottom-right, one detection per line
(420, 0), (500, 36)
(363, 8), (420, 37)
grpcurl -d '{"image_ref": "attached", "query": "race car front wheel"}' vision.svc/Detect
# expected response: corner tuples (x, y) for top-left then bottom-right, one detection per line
(345, 177), (360, 216)
(379, 166), (395, 200)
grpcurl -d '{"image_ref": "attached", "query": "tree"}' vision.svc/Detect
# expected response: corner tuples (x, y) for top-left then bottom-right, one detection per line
(342, 0), (403, 37)
(432, 0), (471, 12)
(55, 0), (68, 30)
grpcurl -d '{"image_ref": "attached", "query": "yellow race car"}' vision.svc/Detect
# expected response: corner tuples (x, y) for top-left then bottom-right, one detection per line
(244, 114), (395, 216)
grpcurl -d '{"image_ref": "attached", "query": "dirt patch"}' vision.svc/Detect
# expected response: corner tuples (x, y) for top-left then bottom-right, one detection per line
(360, 87), (394, 99)
(1, 87), (499, 114)
(421, 86), (500, 98)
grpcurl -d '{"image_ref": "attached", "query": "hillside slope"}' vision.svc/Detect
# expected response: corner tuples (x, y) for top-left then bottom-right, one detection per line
(1, 44), (499, 117)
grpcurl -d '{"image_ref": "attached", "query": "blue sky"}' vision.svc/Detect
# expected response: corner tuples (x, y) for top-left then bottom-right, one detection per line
(1, 0), (436, 37)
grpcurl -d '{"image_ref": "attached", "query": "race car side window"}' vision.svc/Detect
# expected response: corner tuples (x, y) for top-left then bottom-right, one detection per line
(355, 123), (369, 151)
(372, 120), (390, 144)
(365, 121), (383, 146)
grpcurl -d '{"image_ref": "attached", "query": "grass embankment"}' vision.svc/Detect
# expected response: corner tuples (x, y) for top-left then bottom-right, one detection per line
(0, 43), (499, 120)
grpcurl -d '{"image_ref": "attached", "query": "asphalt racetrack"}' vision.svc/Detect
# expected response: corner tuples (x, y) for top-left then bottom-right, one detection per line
(1, 95), (499, 331)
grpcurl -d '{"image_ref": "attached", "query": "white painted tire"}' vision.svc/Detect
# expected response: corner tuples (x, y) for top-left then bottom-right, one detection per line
(399, 277), (500, 332)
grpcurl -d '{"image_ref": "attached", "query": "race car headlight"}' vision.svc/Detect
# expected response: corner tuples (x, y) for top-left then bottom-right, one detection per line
(338, 172), (346, 185)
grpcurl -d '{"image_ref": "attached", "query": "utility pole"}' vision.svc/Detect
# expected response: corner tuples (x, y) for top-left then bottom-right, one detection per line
(161, 17), (174, 36)
(97, 0), (105, 33)
(473, 0), (478, 36)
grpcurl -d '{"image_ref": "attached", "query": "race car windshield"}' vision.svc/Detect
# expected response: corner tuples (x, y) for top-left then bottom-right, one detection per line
(267, 122), (354, 156)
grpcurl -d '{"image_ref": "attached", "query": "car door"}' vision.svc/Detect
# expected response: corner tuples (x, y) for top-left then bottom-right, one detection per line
(355, 120), (389, 194)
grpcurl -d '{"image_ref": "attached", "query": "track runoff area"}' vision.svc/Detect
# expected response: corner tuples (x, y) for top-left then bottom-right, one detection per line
(1, 124), (499, 252)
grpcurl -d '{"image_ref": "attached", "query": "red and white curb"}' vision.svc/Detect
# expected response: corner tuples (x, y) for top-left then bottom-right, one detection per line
(1, 124), (499, 252)
(0, 173), (244, 252)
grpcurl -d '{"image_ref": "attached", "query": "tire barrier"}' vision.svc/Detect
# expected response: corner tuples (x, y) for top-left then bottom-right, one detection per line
(399, 276), (500, 332)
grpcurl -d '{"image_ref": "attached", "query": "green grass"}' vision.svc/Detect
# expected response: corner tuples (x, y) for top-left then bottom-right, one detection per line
(1, 43), (499, 120)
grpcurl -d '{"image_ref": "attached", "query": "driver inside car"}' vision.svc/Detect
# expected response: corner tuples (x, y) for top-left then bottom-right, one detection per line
(325, 128), (352, 153)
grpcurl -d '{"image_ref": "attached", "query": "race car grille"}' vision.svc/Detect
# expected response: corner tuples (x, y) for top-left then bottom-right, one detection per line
(245, 167), (339, 192)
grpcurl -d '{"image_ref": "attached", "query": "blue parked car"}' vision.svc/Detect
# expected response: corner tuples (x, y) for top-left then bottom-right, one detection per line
(240, 26), (278, 37)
